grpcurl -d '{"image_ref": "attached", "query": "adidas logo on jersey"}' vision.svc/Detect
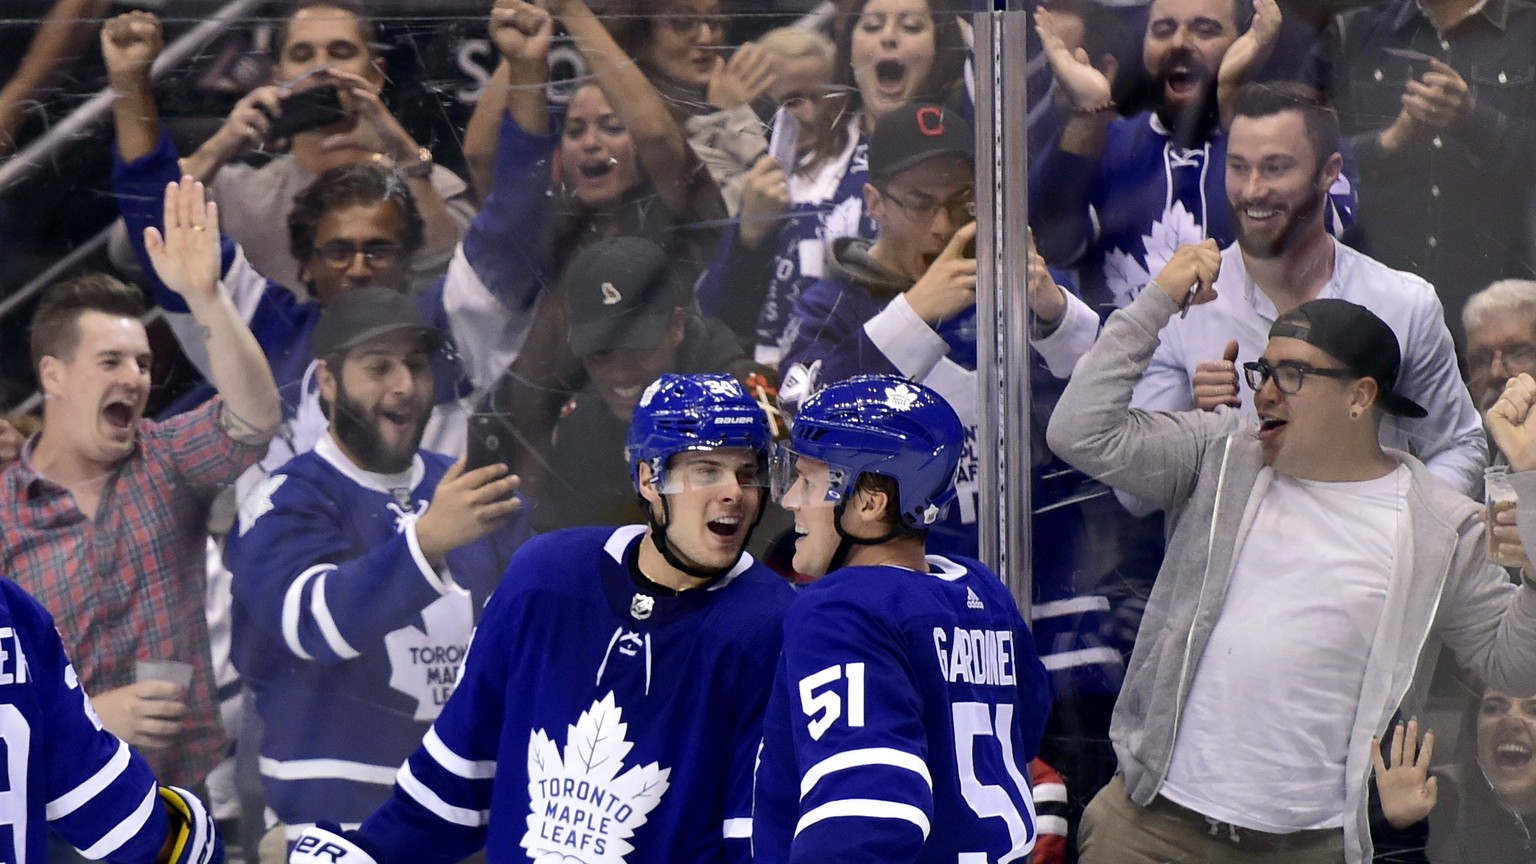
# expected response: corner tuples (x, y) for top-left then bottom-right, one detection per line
(966, 587), (984, 610)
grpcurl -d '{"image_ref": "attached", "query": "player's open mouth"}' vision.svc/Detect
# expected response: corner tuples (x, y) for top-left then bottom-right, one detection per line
(707, 517), (741, 538)
(1494, 740), (1534, 769)
(1165, 63), (1203, 97)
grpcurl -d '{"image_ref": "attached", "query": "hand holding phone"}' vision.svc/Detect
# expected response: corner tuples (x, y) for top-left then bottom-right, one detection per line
(264, 85), (348, 139)
(768, 108), (800, 171)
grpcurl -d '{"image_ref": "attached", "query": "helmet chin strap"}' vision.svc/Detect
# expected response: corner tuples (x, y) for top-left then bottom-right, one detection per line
(640, 489), (767, 583)
(827, 500), (901, 570)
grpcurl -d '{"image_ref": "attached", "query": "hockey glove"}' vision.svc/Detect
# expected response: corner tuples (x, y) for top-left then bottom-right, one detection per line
(290, 823), (382, 864)
(156, 785), (222, 864)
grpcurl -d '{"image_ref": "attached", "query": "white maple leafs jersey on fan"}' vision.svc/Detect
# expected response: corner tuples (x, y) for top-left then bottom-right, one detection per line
(753, 555), (1052, 864)
(347, 525), (795, 864)
(225, 438), (530, 831)
(0, 579), (181, 862)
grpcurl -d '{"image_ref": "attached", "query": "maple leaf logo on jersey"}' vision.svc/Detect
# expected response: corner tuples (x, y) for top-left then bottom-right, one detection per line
(383, 590), (473, 721)
(524, 693), (671, 864)
(238, 474), (288, 536)
(1102, 201), (1204, 309)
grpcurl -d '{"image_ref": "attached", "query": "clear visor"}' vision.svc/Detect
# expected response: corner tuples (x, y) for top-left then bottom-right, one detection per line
(649, 449), (769, 495)
(771, 444), (845, 509)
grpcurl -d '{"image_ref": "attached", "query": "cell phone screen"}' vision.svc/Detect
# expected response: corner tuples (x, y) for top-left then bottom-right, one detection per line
(768, 108), (800, 169)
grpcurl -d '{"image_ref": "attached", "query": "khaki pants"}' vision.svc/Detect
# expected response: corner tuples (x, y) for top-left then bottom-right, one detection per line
(1079, 775), (1347, 864)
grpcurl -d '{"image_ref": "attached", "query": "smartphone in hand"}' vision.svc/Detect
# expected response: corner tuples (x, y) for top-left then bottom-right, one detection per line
(265, 85), (348, 139)
(465, 412), (519, 474)
(768, 107), (800, 170)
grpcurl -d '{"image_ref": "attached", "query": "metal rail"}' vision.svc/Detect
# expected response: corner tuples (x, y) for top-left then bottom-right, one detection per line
(0, 0), (266, 195)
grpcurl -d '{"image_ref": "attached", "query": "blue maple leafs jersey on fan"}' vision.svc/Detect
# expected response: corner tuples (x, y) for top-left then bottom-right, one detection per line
(753, 555), (1051, 864)
(348, 525), (796, 864)
(0, 579), (176, 862)
(224, 437), (530, 830)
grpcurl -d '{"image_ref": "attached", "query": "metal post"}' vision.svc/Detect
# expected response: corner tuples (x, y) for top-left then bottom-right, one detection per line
(974, 9), (1034, 610)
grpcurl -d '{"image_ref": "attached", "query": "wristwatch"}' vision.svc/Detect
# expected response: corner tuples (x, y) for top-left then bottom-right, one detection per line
(400, 145), (433, 179)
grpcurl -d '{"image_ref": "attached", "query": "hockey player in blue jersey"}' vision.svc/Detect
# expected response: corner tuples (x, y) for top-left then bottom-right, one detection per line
(288, 373), (796, 864)
(224, 287), (530, 845)
(755, 374), (1052, 864)
(0, 576), (222, 864)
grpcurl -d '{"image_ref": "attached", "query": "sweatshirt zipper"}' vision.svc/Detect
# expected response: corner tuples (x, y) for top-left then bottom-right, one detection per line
(1154, 434), (1235, 789)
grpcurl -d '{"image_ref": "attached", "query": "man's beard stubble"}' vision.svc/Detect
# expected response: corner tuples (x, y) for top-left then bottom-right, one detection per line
(332, 380), (428, 475)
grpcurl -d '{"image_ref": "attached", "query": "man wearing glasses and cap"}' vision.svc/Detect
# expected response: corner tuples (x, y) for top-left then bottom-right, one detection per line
(1049, 230), (1536, 863)
(777, 101), (1099, 560)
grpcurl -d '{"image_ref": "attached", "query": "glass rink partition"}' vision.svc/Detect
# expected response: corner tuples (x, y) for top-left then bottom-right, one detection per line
(0, 0), (1533, 860)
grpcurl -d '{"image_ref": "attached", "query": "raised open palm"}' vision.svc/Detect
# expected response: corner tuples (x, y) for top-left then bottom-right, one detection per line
(1034, 8), (1111, 112)
(144, 177), (222, 303)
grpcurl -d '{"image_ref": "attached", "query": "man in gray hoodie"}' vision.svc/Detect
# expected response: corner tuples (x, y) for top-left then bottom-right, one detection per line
(1048, 238), (1536, 864)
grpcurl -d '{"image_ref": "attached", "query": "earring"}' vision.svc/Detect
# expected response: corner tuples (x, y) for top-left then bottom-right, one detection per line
(1350, 409), (1361, 420)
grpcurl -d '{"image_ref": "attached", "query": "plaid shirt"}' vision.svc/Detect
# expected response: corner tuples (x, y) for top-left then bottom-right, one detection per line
(0, 398), (262, 786)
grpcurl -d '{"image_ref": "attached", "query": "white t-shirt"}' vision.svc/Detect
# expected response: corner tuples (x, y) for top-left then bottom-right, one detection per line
(1160, 465), (1407, 832)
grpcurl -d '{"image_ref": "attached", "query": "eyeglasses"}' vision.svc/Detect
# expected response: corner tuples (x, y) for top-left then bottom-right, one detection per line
(1242, 359), (1359, 394)
(1469, 343), (1536, 374)
(313, 240), (405, 268)
(663, 13), (728, 36)
(878, 185), (977, 225)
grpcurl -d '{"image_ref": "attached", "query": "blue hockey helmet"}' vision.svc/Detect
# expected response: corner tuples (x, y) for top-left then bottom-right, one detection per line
(626, 373), (773, 493)
(782, 375), (964, 528)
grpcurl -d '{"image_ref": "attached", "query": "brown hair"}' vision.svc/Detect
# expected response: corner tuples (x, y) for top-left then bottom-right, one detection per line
(29, 274), (146, 369)
(1231, 82), (1341, 174)
(801, 0), (969, 175)
(273, 0), (380, 61)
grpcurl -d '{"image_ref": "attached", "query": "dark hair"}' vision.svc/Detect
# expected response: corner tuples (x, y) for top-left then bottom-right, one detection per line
(273, 0), (380, 61)
(30, 274), (146, 369)
(1230, 82), (1341, 173)
(287, 161), (425, 270)
(802, 0), (969, 173)
(854, 472), (925, 537)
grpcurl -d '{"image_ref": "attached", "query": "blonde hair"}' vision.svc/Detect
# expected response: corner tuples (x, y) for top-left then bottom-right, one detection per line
(756, 26), (836, 68)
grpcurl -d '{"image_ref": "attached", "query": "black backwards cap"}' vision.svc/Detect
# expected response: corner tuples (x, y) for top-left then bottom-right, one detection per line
(1269, 298), (1427, 418)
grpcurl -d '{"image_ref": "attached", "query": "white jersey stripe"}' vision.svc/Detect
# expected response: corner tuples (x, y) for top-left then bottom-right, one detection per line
(794, 798), (930, 839)
(259, 756), (397, 786)
(309, 571), (361, 660)
(423, 728), (496, 780)
(281, 565), (333, 660)
(46, 739), (131, 820)
(396, 763), (489, 827)
(79, 786), (157, 859)
(722, 817), (752, 838)
(799, 747), (932, 800)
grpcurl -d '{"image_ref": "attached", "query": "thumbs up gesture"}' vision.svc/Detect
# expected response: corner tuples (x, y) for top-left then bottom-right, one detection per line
(1192, 339), (1241, 411)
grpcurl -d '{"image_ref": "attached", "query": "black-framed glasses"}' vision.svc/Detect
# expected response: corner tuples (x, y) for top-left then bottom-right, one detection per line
(313, 240), (405, 269)
(1242, 359), (1359, 394)
(878, 185), (977, 225)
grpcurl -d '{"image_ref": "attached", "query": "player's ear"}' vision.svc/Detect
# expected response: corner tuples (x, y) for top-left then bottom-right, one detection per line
(852, 480), (891, 532)
(636, 461), (663, 507)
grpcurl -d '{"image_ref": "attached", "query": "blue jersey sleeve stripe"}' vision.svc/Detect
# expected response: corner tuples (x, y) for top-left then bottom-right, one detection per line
(45, 739), (131, 820)
(798, 747), (932, 801)
(423, 728), (496, 780)
(259, 756), (397, 786)
(396, 763), (489, 827)
(309, 572), (362, 660)
(282, 565), (332, 660)
(793, 798), (930, 839)
(722, 817), (751, 838)
(78, 785), (158, 859)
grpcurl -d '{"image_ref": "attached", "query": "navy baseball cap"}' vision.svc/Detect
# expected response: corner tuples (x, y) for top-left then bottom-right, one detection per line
(311, 286), (443, 359)
(868, 102), (975, 180)
(565, 236), (689, 357)
(1269, 298), (1427, 418)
